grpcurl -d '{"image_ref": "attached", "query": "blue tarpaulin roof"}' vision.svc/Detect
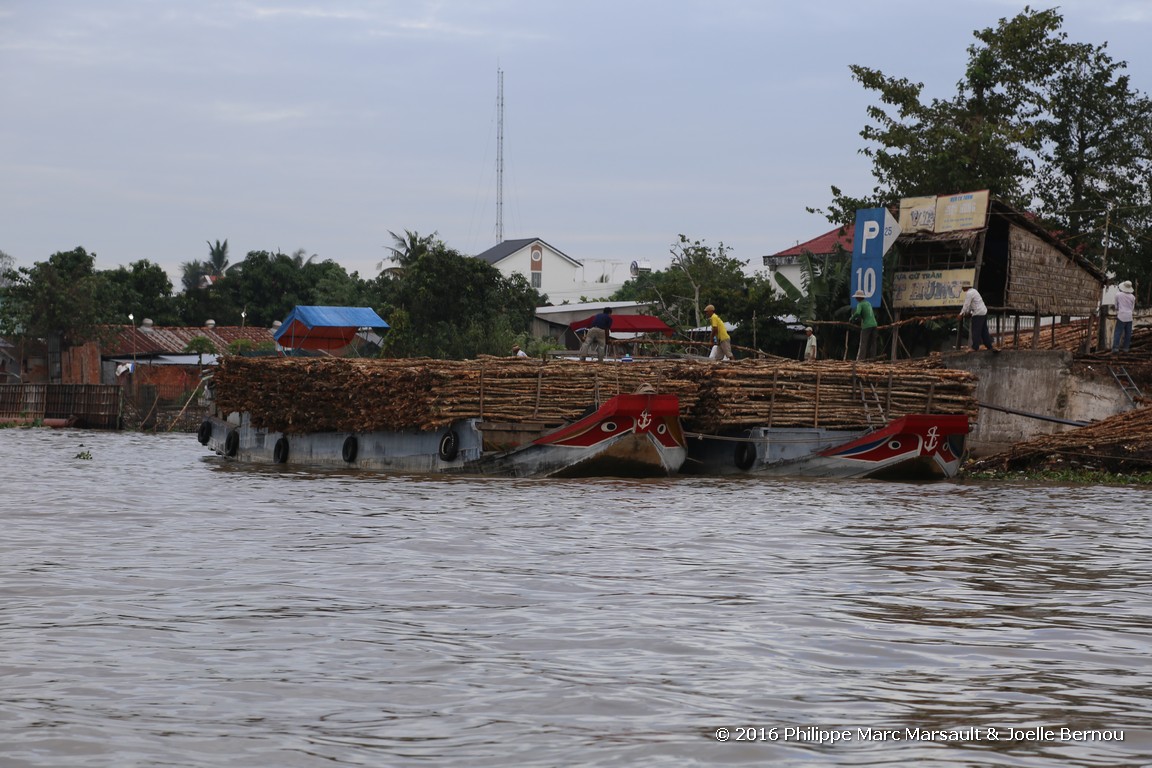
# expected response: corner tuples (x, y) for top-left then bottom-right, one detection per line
(274, 306), (389, 350)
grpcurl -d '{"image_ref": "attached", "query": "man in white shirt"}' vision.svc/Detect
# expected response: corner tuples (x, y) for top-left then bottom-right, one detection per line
(1112, 280), (1136, 353)
(958, 283), (999, 353)
(803, 327), (817, 361)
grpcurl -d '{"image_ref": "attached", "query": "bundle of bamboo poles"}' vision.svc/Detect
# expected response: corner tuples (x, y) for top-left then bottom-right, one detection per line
(211, 355), (978, 435)
(690, 358), (979, 431)
(966, 405), (1152, 474)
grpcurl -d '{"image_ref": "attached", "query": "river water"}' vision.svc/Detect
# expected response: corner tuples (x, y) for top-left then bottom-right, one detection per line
(3, 428), (1151, 767)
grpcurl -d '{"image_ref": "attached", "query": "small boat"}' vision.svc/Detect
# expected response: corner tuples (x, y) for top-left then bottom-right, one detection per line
(198, 392), (686, 478)
(682, 413), (970, 480)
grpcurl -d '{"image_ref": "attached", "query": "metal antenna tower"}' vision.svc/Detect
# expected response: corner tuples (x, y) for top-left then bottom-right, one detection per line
(496, 68), (504, 243)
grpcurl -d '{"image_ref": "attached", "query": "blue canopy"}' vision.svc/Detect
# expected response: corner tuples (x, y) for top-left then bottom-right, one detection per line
(274, 306), (389, 350)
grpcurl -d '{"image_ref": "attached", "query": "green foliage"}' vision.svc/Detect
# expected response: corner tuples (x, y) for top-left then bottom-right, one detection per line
(227, 338), (276, 355)
(206, 239), (230, 277)
(216, 250), (361, 327)
(183, 336), (218, 356)
(380, 229), (439, 273)
(612, 235), (799, 356)
(370, 241), (543, 358)
(831, 6), (1152, 291)
(183, 335), (217, 369)
(0, 247), (113, 346)
(103, 259), (181, 325)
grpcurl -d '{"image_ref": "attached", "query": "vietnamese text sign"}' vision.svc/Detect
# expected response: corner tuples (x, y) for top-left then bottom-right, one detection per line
(899, 196), (937, 233)
(892, 269), (977, 309)
(934, 190), (989, 233)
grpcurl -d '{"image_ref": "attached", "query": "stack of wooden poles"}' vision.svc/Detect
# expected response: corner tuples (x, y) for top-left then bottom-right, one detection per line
(212, 355), (979, 435)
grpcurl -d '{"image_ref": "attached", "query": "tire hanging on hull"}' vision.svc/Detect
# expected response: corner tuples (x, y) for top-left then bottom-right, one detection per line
(734, 432), (757, 471)
(342, 435), (358, 463)
(438, 429), (459, 461)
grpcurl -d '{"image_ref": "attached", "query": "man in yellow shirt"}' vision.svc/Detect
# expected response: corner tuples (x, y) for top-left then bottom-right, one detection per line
(704, 304), (732, 361)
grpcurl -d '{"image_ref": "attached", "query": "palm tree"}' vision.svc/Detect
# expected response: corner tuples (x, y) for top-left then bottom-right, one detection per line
(206, 239), (230, 278)
(290, 248), (316, 269)
(179, 259), (209, 292)
(379, 230), (438, 274)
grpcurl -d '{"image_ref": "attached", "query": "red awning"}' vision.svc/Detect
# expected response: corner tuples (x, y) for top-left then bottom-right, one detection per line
(570, 314), (674, 336)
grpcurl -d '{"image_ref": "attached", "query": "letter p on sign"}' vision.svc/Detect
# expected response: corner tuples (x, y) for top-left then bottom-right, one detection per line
(861, 220), (881, 253)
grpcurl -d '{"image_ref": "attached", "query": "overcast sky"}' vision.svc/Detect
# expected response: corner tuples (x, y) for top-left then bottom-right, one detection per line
(3, 0), (1151, 286)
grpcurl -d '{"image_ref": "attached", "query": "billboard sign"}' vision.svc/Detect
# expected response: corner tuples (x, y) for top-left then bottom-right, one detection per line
(892, 269), (978, 309)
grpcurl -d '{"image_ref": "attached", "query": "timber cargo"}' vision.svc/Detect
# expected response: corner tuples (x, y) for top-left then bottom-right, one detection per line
(197, 355), (977, 479)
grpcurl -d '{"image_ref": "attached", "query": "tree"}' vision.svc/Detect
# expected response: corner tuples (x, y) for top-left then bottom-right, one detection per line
(0, 249), (14, 288)
(820, 6), (1152, 298)
(183, 335), (217, 370)
(206, 239), (230, 278)
(612, 236), (797, 355)
(379, 229), (439, 274)
(0, 247), (113, 347)
(1031, 46), (1152, 284)
(773, 248), (856, 357)
(369, 240), (542, 358)
(179, 259), (210, 292)
(102, 259), (181, 325)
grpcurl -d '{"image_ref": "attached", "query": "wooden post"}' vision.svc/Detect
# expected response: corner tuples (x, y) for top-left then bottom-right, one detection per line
(890, 309), (901, 361)
(1031, 308), (1040, 349)
(768, 369), (777, 428)
(533, 369), (542, 418)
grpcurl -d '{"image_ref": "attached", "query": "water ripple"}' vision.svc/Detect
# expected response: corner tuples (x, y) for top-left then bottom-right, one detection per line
(2, 429), (1150, 766)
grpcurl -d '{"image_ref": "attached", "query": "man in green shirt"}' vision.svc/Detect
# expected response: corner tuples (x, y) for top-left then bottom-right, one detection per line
(850, 289), (878, 360)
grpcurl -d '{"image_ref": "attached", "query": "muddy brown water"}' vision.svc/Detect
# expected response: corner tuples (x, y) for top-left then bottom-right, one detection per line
(3, 428), (1150, 767)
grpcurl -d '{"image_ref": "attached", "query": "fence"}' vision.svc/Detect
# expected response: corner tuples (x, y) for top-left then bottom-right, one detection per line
(0, 384), (122, 429)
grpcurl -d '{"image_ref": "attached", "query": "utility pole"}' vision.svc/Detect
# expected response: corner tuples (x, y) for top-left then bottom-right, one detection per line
(496, 68), (504, 243)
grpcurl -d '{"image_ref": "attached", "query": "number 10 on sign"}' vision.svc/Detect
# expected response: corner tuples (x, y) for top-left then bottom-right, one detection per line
(851, 208), (901, 308)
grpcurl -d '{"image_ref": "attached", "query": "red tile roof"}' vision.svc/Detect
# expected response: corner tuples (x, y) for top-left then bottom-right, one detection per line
(772, 225), (853, 257)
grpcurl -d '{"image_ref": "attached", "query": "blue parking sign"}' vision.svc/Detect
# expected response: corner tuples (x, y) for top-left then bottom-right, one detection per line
(851, 208), (900, 308)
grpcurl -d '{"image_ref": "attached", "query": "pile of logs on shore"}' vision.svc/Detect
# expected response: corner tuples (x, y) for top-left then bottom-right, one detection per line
(211, 355), (979, 435)
(966, 405), (1152, 474)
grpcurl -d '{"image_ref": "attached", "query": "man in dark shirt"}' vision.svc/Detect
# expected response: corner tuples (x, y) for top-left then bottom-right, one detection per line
(578, 307), (613, 361)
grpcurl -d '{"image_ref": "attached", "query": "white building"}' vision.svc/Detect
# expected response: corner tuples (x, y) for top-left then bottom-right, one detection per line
(474, 238), (625, 302)
(762, 225), (853, 297)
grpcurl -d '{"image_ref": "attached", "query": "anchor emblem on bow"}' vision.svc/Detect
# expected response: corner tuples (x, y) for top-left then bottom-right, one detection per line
(636, 410), (653, 431)
(924, 426), (939, 453)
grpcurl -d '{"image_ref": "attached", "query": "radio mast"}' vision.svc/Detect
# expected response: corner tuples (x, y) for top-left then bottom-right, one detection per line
(496, 68), (504, 243)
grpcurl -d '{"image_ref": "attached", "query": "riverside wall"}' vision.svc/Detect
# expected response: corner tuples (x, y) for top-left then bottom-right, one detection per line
(942, 350), (1131, 456)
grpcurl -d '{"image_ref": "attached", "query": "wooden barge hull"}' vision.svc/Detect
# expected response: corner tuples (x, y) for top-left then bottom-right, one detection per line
(683, 414), (970, 480)
(199, 393), (686, 479)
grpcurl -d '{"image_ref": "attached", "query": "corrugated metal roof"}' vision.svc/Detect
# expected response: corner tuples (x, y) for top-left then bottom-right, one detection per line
(104, 324), (277, 356)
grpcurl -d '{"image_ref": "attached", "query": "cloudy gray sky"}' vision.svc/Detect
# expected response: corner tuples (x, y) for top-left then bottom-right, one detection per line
(3, 0), (1151, 285)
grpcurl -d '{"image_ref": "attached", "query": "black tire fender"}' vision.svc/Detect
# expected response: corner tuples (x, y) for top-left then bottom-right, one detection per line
(273, 436), (290, 464)
(224, 429), (240, 457)
(438, 429), (459, 461)
(342, 435), (359, 463)
(197, 419), (213, 445)
(734, 434), (757, 471)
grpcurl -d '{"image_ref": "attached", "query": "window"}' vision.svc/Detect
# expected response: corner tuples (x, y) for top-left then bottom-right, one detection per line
(531, 273), (542, 288)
